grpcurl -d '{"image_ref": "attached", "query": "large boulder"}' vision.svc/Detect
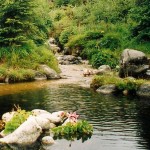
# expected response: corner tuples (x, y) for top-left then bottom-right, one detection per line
(39, 65), (60, 79)
(119, 49), (150, 78)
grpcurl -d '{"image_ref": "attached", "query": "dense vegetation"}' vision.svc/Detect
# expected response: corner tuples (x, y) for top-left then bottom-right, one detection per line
(49, 0), (150, 68)
(0, 0), (59, 82)
(0, 0), (149, 82)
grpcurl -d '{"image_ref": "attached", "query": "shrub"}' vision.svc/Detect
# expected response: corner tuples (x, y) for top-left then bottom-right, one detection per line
(99, 33), (121, 50)
(59, 28), (74, 46)
(90, 50), (118, 68)
(116, 78), (145, 91)
(90, 75), (120, 90)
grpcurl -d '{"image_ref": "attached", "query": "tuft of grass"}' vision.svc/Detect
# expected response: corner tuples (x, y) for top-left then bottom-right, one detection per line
(8, 69), (35, 83)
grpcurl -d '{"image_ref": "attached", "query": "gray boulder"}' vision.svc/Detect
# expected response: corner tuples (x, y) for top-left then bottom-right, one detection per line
(96, 84), (116, 94)
(119, 49), (149, 78)
(137, 84), (150, 97)
(39, 65), (60, 79)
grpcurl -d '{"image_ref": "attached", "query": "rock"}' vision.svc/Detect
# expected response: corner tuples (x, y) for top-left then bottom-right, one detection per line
(34, 116), (51, 130)
(39, 65), (60, 79)
(96, 84), (116, 94)
(94, 65), (111, 75)
(48, 38), (56, 44)
(98, 65), (111, 72)
(41, 136), (55, 145)
(137, 84), (150, 97)
(34, 72), (47, 81)
(32, 109), (51, 116)
(2, 111), (16, 123)
(57, 55), (82, 65)
(48, 38), (61, 53)
(83, 69), (93, 77)
(119, 49), (149, 78)
(50, 44), (61, 53)
(0, 116), (42, 145)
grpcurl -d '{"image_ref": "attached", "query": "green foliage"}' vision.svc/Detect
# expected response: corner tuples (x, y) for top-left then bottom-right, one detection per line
(90, 50), (118, 68)
(59, 28), (74, 45)
(0, 67), (7, 78)
(131, 0), (150, 41)
(52, 120), (93, 142)
(90, 75), (120, 90)
(99, 33), (121, 50)
(116, 78), (145, 91)
(8, 69), (35, 83)
(0, 0), (51, 47)
(4, 108), (31, 134)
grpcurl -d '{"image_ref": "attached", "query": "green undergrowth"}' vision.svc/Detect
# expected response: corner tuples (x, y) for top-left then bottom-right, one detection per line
(3, 108), (31, 135)
(91, 75), (146, 92)
(0, 45), (60, 82)
(51, 121), (93, 142)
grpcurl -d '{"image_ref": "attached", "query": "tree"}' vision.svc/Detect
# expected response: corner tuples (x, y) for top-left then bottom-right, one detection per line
(0, 0), (51, 48)
(131, 0), (150, 41)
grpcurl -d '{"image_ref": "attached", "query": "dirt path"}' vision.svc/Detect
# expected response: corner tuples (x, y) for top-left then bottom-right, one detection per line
(50, 64), (94, 87)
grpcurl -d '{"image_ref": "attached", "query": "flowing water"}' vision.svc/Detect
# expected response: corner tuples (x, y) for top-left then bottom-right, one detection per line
(0, 81), (150, 150)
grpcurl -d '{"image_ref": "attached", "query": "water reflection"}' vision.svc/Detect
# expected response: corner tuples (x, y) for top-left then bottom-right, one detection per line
(0, 82), (150, 149)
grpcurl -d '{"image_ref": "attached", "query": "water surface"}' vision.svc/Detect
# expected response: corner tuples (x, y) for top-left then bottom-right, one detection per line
(0, 82), (150, 150)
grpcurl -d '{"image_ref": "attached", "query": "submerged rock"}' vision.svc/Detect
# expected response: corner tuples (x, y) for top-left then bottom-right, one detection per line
(96, 84), (116, 94)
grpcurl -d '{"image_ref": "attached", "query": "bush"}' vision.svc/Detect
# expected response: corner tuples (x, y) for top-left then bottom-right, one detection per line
(59, 28), (74, 46)
(90, 50), (118, 68)
(99, 33), (121, 50)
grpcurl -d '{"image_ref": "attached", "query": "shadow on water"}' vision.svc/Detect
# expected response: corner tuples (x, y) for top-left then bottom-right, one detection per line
(0, 82), (150, 149)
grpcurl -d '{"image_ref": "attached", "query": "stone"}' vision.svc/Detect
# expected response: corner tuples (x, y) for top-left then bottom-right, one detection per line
(57, 55), (82, 65)
(98, 65), (111, 72)
(48, 38), (56, 44)
(34, 72), (47, 81)
(0, 116), (42, 145)
(41, 136), (55, 145)
(119, 49), (149, 78)
(32, 109), (51, 116)
(137, 84), (150, 97)
(39, 65), (60, 79)
(96, 84), (116, 94)
(2, 111), (16, 123)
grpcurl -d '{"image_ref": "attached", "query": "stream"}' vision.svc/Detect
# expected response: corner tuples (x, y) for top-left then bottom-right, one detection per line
(0, 81), (150, 150)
